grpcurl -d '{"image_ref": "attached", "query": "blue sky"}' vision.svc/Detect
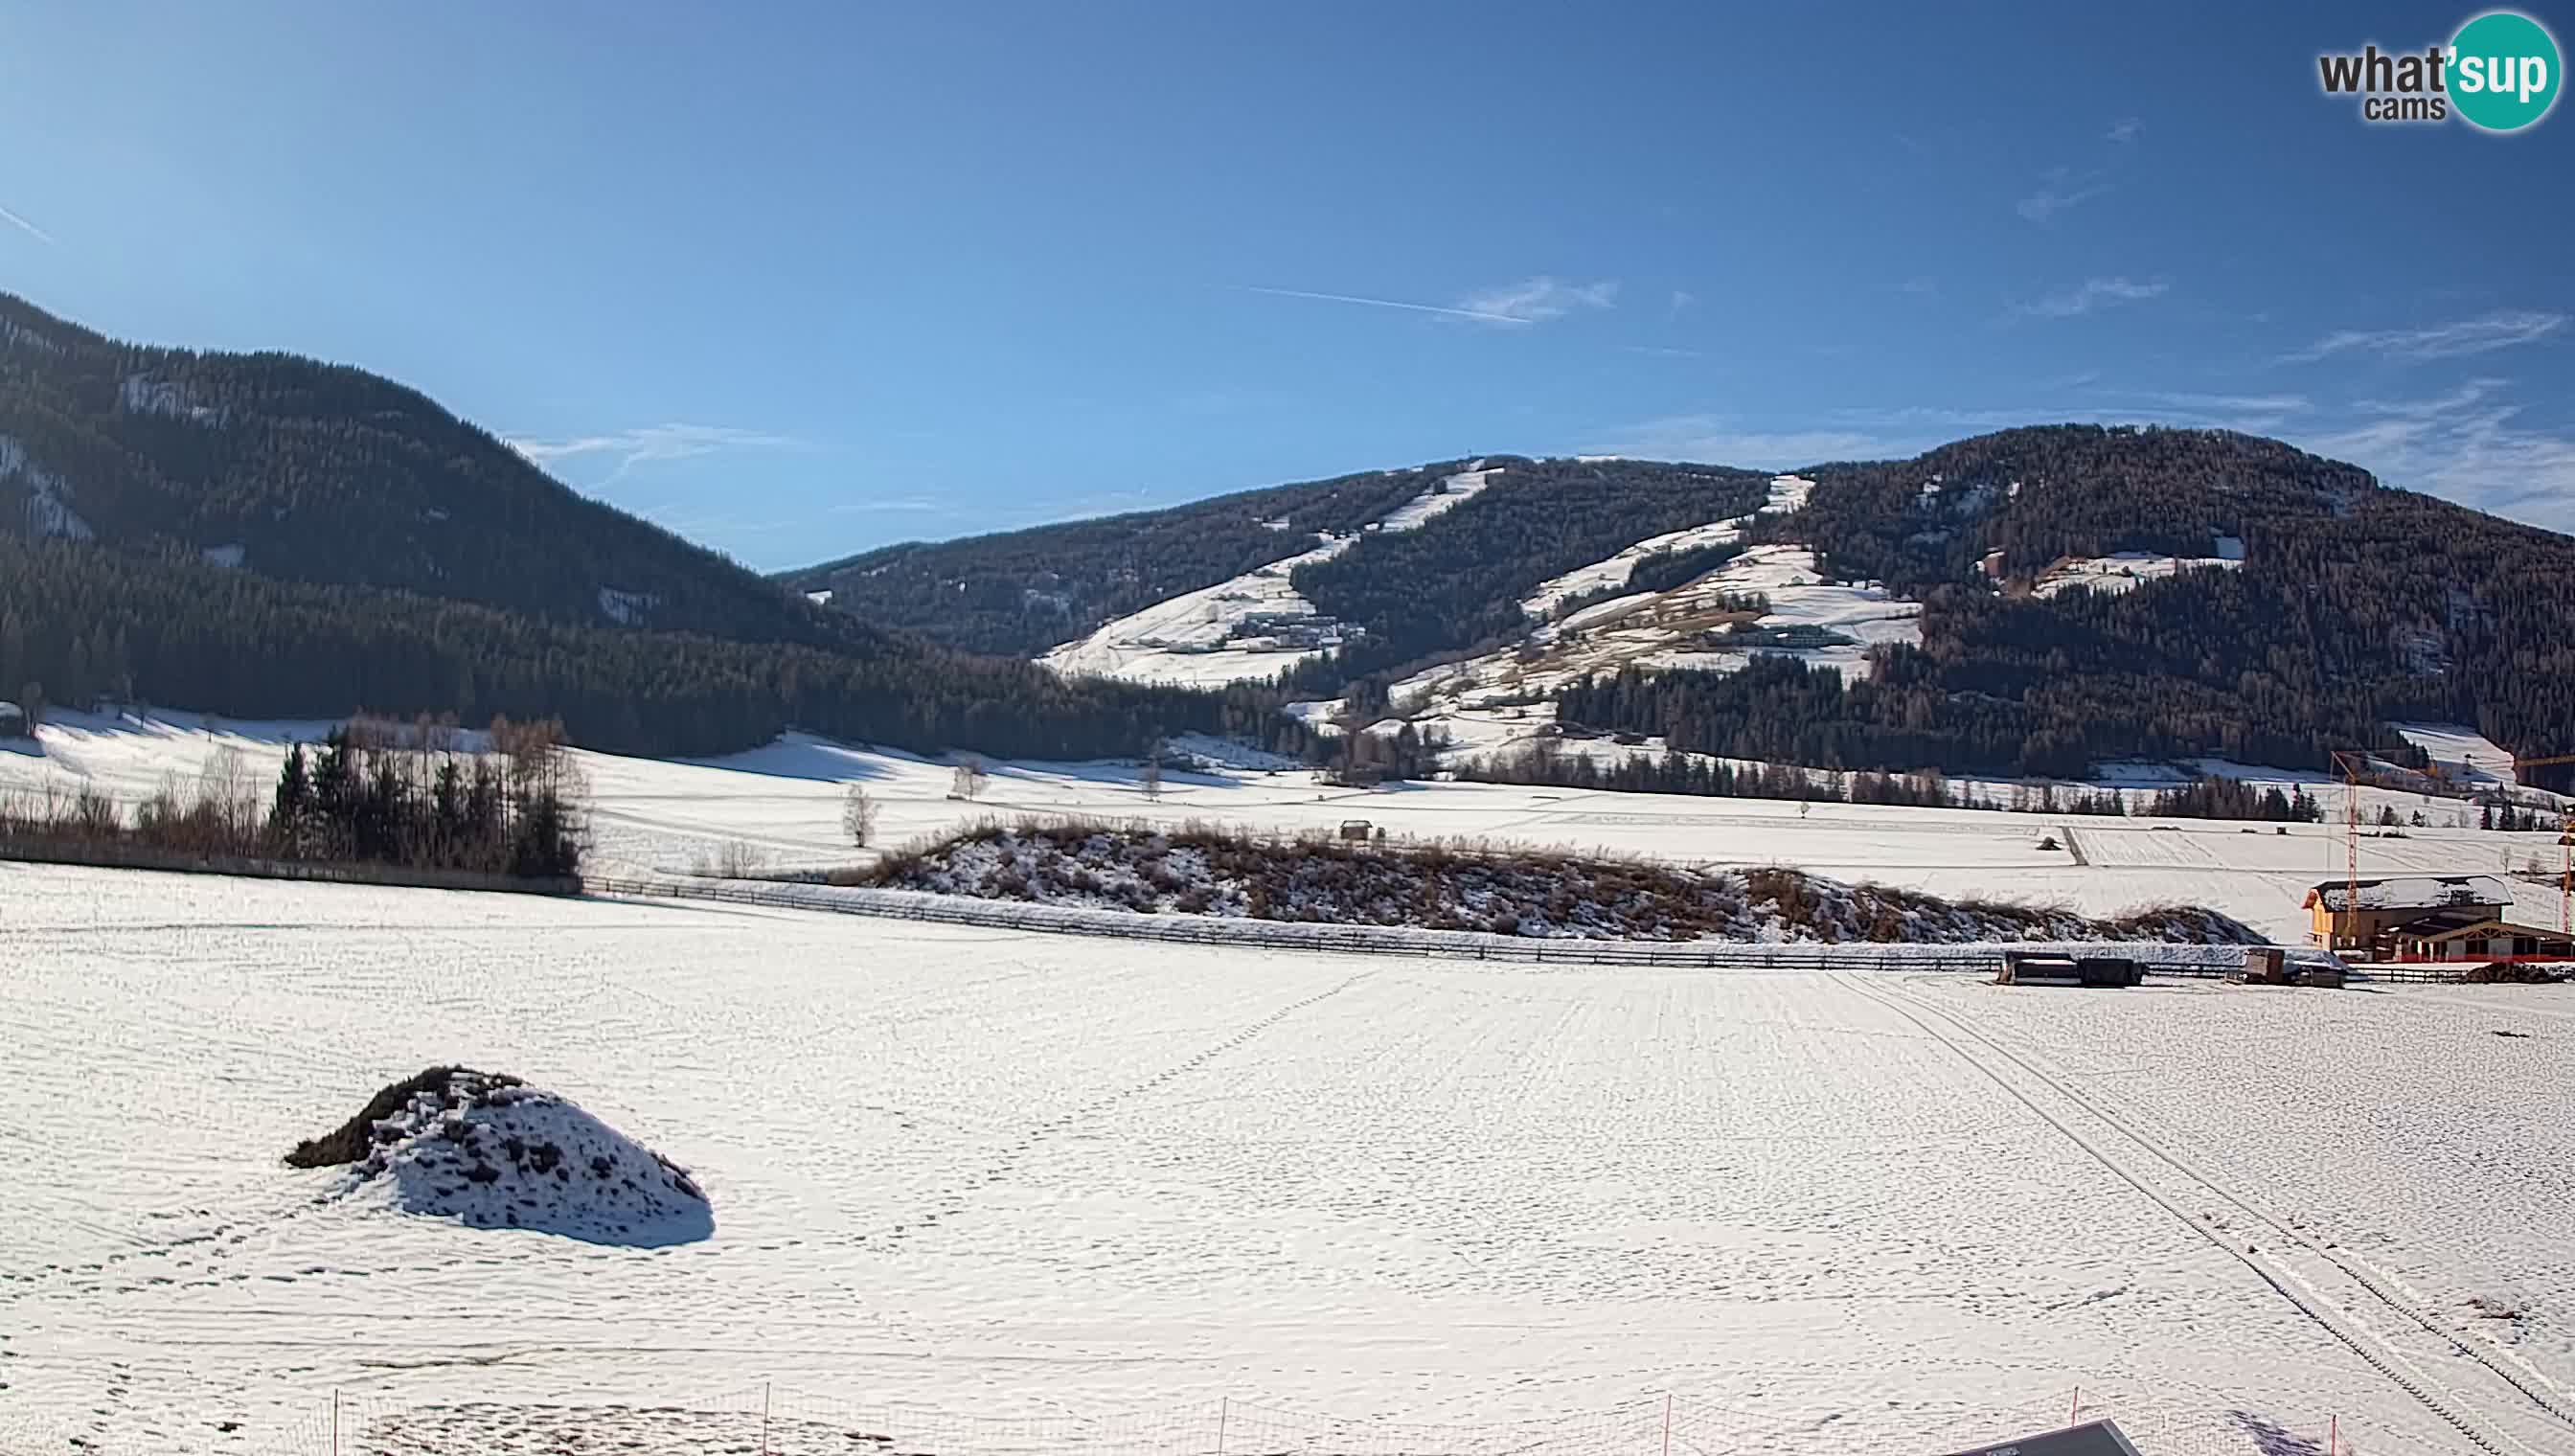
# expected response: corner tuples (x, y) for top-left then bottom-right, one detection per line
(4, 2), (2571, 568)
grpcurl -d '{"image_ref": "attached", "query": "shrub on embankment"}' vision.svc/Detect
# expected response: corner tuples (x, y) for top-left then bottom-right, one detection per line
(852, 818), (2261, 944)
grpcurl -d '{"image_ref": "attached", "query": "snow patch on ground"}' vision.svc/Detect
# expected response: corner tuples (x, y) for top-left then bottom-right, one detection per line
(1371, 463), (1500, 532)
(314, 1069), (711, 1246)
(1398, 539), (1922, 722)
(1519, 515), (1750, 618)
(805, 588), (833, 605)
(200, 543), (245, 569)
(0, 432), (93, 540)
(119, 374), (225, 426)
(0, 316), (64, 353)
(2032, 549), (2246, 599)
(598, 586), (659, 626)
(1041, 534), (1356, 685)
(1159, 732), (1304, 772)
(1761, 472), (1813, 513)
(2391, 721), (2520, 788)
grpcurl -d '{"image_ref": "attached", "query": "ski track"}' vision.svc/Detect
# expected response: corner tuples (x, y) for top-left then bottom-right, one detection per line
(1841, 973), (2575, 1456)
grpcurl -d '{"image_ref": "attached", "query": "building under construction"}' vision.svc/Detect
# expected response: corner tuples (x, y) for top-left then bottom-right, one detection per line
(2304, 875), (2575, 961)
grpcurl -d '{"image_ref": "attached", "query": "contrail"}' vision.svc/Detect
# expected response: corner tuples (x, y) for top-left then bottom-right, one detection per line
(1240, 284), (1532, 325)
(0, 202), (55, 246)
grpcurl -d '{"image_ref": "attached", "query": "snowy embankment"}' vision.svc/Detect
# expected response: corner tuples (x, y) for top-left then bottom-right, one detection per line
(289, 1067), (711, 1246)
(857, 822), (2259, 945)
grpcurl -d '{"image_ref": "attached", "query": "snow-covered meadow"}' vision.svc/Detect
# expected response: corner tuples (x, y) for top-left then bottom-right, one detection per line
(3, 708), (2564, 945)
(6, 862), (2575, 1456)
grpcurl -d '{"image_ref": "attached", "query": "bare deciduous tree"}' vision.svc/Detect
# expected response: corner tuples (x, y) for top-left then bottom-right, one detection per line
(950, 756), (989, 801)
(842, 784), (880, 847)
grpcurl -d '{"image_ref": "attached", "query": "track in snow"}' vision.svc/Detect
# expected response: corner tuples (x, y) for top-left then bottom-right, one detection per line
(1838, 973), (2574, 1456)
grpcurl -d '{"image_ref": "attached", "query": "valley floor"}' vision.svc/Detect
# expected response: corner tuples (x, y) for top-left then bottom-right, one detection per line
(5, 709), (2565, 945)
(6, 863), (2574, 1455)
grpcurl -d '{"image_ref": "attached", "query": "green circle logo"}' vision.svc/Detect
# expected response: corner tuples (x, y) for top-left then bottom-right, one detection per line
(2451, 11), (2562, 131)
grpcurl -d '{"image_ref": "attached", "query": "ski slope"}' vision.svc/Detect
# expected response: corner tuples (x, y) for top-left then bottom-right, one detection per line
(6, 864), (2574, 1456)
(1389, 478), (1925, 744)
(1040, 466), (1503, 687)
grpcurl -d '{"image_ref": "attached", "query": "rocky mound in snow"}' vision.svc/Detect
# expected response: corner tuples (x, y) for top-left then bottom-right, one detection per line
(288, 1068), (712, 1246)
(867, 822), (2261, 944)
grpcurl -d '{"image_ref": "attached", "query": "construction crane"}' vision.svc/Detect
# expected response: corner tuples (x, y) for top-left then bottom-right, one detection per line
(2328, 750), (2378, 950)
(2512, 752), (2575, 936)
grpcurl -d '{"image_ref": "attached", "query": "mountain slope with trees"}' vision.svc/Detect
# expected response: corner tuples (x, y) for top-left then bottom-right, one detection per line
(1569, 426), (2575, 785)
(786, 423), (2573, 787)
(0, 291), (841, 645)
(0, 293), (1288, 761)
(778, 467), (1435, 656)
(0, 535), (1289, 760)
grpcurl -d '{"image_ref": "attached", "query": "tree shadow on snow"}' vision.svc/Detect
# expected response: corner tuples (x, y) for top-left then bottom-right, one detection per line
(2226, 1410), (2328, 1456)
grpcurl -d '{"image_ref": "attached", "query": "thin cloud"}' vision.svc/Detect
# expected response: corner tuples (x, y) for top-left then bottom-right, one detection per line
(1621, 344), (1706, 359)
(2088, 388), (2311, 432)
(2107, 117), (2144, 144)
(2014, 276), (2170, 319)
(1668, 289), (1698, 316)
(1598, 415), (1891, 466)
(2278, 309), (2568, 364)
(2017, 165), (2113, 223)
(1900, 276), (1939, 297)
(1239, 284), (1536, 326)
(0, 202), (55, 246)
(1458, 276), (1620, 324)
(507, 423), (803, 486)
(2302, 378), (2575, 533)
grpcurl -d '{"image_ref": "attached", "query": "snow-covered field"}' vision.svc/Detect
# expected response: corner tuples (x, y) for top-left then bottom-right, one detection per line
(3, 709), (2564, 945)
(2031, 539), (2245, 599)
(7, 862), (2575, 1456)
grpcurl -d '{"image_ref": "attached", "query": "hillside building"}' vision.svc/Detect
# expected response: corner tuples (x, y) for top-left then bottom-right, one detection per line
(0, 700), (27, 739)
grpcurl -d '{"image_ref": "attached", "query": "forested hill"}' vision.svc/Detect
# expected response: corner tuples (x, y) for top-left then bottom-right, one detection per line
(0, 291), (833, 645)
(778, 467), (1437, 656)
(781, 457), (1775, 664)
(786, 422), (2572, 786)
(0, 293), (1285, 761)
(1570, 426), (2575, 784)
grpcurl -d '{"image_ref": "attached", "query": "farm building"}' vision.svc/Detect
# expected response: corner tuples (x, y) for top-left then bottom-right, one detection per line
(0, 700), (27, 739)
(2376, 908), (2575, 963)
(2303, 875), (2512, 953)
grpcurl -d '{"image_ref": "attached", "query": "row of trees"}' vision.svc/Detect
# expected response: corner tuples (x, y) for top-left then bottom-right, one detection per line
(2139, 778), (2325, 822)
(2, 716), (583, 876)
(1457, 738), (2379, 828)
